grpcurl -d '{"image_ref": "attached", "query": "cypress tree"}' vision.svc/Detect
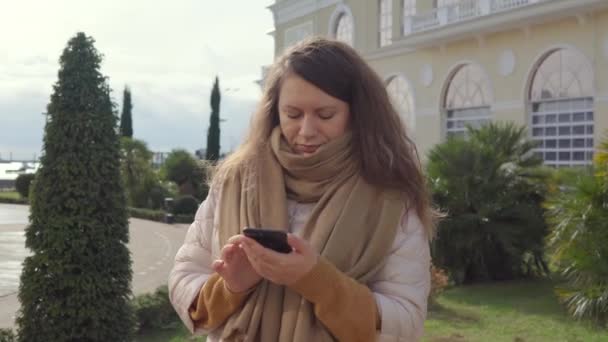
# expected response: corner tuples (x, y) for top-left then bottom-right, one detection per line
(206, 77), (221, 161)
(17, 32), (135, 341)
(119, 86), (133, 138)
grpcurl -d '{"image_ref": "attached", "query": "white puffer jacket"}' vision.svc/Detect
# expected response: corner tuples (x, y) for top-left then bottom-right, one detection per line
(168, 186), (431, 341)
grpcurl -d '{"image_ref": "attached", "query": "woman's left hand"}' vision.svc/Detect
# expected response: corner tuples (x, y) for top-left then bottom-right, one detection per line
(240, 233), (318, 286)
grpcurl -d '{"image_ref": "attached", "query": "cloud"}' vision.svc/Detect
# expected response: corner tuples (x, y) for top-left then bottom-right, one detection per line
(0, 0), (274, 161)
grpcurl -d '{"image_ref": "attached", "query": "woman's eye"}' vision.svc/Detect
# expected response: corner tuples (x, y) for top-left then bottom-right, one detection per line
(319, 113), (335, 120)
(286, 111), (302, 118)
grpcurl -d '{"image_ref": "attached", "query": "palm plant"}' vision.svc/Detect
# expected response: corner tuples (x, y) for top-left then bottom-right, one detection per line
(546, 136), (608, 326)
(427, 122), (550, 284)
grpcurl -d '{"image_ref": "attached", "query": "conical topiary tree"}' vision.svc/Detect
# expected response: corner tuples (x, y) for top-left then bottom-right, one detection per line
(16, 32), (135, 341)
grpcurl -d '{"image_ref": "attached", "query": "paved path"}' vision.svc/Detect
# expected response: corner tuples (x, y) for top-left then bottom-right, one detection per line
(0, 204), (190, 328)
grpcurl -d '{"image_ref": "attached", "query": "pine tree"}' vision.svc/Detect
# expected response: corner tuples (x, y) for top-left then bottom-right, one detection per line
(206, 77), (221, 161)
(17, 32), (135, 341)
(119, 86), (133, 138)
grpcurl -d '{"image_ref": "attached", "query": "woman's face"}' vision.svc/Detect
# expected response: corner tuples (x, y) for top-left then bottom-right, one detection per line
(277, 73), (351, 155)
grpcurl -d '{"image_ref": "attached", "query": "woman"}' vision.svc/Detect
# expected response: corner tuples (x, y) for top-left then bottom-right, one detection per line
(169, 37), (434, 342)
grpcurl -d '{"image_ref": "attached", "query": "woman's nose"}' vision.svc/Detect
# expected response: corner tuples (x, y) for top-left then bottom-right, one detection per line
(299, 114), (317, 138)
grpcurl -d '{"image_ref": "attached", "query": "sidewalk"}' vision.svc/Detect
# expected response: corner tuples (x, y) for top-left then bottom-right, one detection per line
(0, 210), (190, 329)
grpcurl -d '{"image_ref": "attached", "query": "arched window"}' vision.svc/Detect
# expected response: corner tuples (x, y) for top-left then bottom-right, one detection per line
(379, 0), (392, 47)
(443, 64), (492, 138)
(387, 75), (415, 131)
(335, 12), (354, 46)
(529, 48), (594, 166)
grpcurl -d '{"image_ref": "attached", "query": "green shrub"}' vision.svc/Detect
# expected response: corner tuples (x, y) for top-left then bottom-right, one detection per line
(0, 328), (16, 342)
(172, 195), (199, 216)
(427, 122), (550, 284)
(128, 207), (166, 222)
(0, 196), (28, 205)
(120, 137), (170, 210)
(14, 173), (35, 199)
(147, 183), (171, 210)
(131, 286), (180, 333)
(545, 166), (608, 325)
(161, 150), (209, 201)
(175, 214), (195, 224)
(17, 33), (135, 341)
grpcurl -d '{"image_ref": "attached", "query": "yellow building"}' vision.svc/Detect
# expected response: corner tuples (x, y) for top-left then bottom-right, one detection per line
(268, 0), (608, 166)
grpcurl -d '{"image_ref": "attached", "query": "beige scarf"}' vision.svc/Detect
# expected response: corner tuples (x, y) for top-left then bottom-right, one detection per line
(217, 127), (404, 341)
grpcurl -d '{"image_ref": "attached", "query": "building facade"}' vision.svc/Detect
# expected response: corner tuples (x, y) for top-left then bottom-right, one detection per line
(268, 0), (608, 166)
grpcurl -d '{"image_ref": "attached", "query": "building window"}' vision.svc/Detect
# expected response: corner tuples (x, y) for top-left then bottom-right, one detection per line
(387, 75), (415, 131)
(529, 48), (594, 167)
(379, 0), (392, 47)
(435, 0), (459, 8)
(443, 64), (492, 138)
(284, 21), (313, 49)
(335, 12), (354, 46)
(403, 0), (416, 17)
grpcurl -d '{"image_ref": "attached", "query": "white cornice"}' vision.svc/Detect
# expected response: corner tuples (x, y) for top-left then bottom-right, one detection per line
(390, 0), (608, 50)
(269, 0), (341, 25)
(365, 45), (417, 61)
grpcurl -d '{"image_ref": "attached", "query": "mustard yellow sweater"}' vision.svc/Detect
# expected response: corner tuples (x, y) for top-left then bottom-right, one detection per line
(189, 257), (380, 341)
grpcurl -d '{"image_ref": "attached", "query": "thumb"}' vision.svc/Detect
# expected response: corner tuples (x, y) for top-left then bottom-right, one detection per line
(287, 233), (309, 253)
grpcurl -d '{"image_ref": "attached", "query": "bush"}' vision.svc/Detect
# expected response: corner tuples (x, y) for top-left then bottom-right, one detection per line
(161, 150), (209, 201)
(127, 208), (194, 225)
(0, 196), (28, 205)
(427, 122), (550, 284)
(17, 33), (135, 341)
(0, 329), (16, 342)
(14, 173), (35, 199)
(128, 207), (166, 222)
(131, 286), (180, 333)
(147, 183), (171, 210)
(120, 137), (169, 210)
(175, 214), (195, 224)
(546, 168), (608, 325)
(430, 264), (449, 305)
(172, 195), (199, 216)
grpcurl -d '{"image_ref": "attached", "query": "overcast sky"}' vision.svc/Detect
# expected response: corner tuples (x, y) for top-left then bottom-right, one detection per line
(0, 0), (275, 160)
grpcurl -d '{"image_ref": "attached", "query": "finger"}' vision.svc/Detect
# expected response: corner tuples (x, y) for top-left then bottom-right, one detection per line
(243, 237), (283, 264)
(242, 241), (287, 280)
(212, 259), (225, 273)
(242, 248), (265, 277)
(234, 244), (250, 263)
(227, 234), (246, 245)
(286, 234), (308, 253)
(241, 241), (274, 272)
(220, 244), (236, 262)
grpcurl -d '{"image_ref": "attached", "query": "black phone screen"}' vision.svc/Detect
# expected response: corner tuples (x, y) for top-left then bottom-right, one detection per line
(242, 228), (292, 254)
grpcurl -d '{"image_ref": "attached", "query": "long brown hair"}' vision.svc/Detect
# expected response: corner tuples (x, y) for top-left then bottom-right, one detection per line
(213, 37), (437, 239)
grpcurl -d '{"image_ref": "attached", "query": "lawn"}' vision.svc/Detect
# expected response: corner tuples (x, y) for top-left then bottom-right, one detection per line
(136, 325), (205, 342)
(0, 191), (20, 200)
(423, 278), (608, 342)
(138, 279), (607, 342)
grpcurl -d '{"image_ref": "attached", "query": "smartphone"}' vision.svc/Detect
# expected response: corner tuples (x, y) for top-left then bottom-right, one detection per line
(242, 228), (292, 254)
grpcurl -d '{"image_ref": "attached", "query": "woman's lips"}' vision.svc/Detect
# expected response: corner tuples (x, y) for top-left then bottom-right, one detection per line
(295, 144), (319, 154)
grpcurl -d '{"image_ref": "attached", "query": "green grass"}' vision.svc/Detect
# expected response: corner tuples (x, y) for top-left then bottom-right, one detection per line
(424, 278), (608, 342)
(136, 279), (606, 342)
(0, 191), (20, 200)
(136, 325), (206, 342)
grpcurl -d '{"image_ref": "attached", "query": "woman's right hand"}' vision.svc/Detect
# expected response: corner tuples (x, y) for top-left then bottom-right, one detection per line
(212, 234), (262, 293)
